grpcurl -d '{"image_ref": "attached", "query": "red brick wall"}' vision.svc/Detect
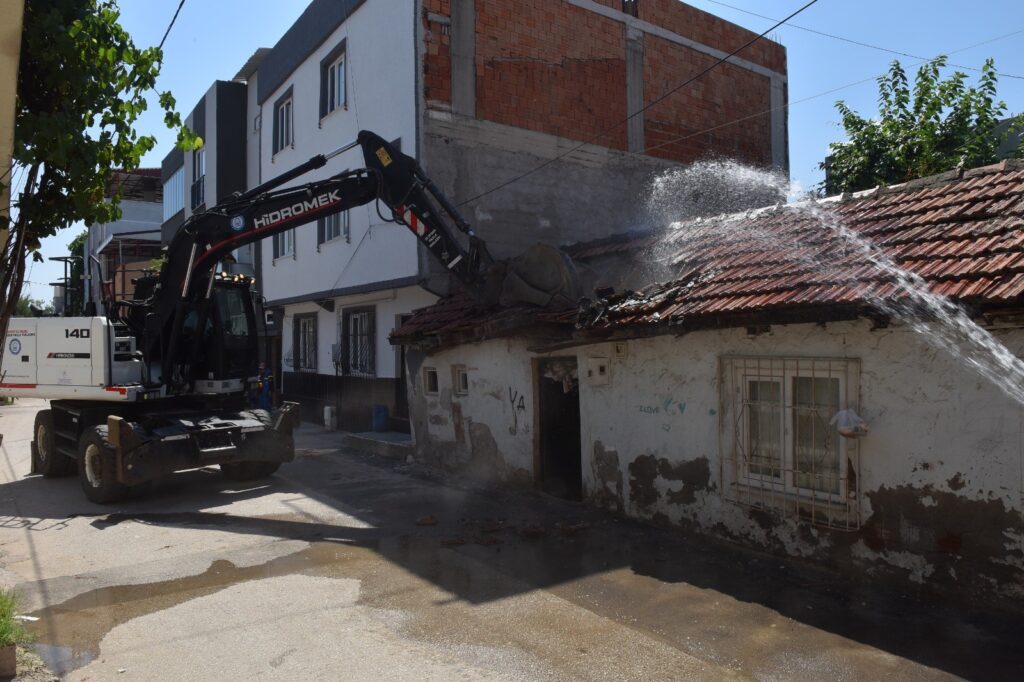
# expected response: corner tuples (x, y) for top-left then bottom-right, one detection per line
(423, 0), (452, 107)
(474, 0), (628, 149)
(642, 34), (773, 165)
(421, 0), (786, 167)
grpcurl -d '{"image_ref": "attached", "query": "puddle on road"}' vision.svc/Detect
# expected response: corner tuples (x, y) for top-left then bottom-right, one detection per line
(29, 543), (354, 677)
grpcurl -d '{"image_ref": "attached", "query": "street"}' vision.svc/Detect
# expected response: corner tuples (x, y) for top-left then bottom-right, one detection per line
(0, 398), (1019, 681)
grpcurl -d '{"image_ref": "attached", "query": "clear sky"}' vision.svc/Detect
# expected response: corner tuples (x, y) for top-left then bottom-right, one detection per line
(24, 0), (1024, 300)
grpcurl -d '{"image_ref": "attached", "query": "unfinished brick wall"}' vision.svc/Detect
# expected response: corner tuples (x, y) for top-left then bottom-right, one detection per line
(423, 0), (453, 107)
(642, 35), (773, 165)
(422, 0), (786, 168)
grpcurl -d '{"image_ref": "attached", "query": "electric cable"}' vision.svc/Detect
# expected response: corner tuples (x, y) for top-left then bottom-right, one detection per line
(456, 0), (822, 207)
(701, 0), (1024, 79)
(158, 0), (187, 51)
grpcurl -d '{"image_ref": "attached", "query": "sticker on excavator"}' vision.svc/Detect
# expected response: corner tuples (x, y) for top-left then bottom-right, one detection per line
(375, 147), (393, 167)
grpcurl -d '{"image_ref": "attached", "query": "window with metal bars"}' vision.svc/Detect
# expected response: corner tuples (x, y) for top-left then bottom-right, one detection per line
(720, 356), (862, 529)
(341, 307), (375, 376)
(293, 314), (317, 372)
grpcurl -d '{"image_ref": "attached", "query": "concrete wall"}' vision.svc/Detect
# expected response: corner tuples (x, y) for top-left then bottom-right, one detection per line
(407, 319), (1024, 605)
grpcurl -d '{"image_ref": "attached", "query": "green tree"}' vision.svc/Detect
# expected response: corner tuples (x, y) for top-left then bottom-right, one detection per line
(65, 229), (88, 315)
(821, 57), (1023, 195)
(0, 0), (199, 363)
(14, 296), (54, 317)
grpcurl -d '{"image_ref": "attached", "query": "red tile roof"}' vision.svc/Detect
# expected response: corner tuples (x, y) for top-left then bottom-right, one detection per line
(393, 160), (1024, 347)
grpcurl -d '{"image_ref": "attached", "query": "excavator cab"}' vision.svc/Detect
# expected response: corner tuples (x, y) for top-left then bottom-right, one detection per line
(177, 276), (260, 392)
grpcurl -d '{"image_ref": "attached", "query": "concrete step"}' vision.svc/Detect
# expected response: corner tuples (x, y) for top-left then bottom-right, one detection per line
(343, 431), (414, 459)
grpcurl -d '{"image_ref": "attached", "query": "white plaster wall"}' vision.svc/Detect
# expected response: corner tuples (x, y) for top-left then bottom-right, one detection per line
(410, 338), (539, 474)
(576, 321), (1024, 521)
(410, 319), (1024, 599)
(281, 285), (435, 380)
(258, 1), (419, 304)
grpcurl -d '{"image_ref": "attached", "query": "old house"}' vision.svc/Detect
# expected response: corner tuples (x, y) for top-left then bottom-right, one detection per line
(182, 0), (787, 431)
(393, 160), (1024, 606)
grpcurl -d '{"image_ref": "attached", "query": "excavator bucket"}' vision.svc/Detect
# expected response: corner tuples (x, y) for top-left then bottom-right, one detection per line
(495, 243), (582, 311)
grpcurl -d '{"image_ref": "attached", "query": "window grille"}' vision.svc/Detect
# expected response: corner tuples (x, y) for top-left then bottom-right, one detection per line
(294, 315), (317, 372)
(719, 356), (862, 530)
(342, 308), (375, 376)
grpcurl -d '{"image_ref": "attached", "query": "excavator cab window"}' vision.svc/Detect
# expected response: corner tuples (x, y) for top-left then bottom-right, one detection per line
(210, 284), (259, 379)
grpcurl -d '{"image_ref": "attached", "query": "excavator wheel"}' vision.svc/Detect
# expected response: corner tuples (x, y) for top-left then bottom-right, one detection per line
(78, 425), (129, 504)
(220, 409), (282, 482)
(34, 410), (75, 478)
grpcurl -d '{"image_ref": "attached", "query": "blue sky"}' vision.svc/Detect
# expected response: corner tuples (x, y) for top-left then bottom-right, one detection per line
(25, 0), (1024, 300)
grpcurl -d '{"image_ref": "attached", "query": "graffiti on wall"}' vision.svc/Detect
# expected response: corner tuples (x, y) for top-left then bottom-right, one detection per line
(636, 397), (686, 432)
(508, 387), (527, 435)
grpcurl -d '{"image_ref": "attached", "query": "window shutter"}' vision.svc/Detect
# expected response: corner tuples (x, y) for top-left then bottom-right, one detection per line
(273, 234), (280, 259)
(341, 312), (350, 375)
(272, 105), (280, 153)
(319, 64), (328, 119)
(317, 217), (325, 246)
(311, 317), (318, 372)
(367, 311), (376, 375)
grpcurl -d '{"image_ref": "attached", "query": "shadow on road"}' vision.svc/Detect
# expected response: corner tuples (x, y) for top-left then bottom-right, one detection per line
(2, 431), (1022, 681)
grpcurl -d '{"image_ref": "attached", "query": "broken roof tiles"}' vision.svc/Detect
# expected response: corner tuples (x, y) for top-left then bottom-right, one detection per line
(393, 160), (1024, 347)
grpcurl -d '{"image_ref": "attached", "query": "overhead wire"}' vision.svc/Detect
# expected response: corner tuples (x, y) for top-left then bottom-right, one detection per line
(456, 0), (823, 207)
(701, 0), (1024, 80)
(158, 0), (187, 52)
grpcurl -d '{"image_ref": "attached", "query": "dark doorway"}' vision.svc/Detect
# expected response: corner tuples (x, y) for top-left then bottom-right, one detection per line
(537, 358), (582, 500)
(394, 314), (412, 423)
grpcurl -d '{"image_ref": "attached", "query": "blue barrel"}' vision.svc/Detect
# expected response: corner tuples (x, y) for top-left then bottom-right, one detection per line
(372, 404), (389, 432)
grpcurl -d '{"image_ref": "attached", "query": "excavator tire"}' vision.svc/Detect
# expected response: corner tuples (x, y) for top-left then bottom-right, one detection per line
(78, 426), (129, 504)
(220, 409), (282, 481)
(34, 410), (75, 478)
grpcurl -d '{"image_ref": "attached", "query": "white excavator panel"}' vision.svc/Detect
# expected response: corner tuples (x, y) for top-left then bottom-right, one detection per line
(1, 317), (139, 401)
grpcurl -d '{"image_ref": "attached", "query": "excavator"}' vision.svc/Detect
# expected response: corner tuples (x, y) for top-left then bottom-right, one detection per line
(0, 131), (579, 503)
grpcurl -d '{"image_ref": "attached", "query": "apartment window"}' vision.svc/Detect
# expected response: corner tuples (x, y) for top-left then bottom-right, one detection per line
(319, 40), (347, 119)
(190, 148), (205, 209)
(721, 356), (861, 530)
(317, 211), (349, 247)
(453, 366), (469, 396)
(424, 368), (439, 395)
(272, 230), (294, 260)
(341, 307), (375, 376)
(623, 0), (639, 17)
(273, 87), (294, 155)
(293, 314), (317, 372)
(163, 167), (184, 221)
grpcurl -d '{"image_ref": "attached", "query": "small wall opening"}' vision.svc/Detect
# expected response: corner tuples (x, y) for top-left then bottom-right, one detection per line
(537, 357), (582, 500)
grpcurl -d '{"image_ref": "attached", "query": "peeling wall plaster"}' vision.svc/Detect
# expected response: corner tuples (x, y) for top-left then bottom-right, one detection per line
(406, 318), (1024, 604)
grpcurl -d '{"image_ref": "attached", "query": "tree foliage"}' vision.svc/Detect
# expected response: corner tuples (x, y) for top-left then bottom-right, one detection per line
(821, 57), (1023, 195)
(14, 296), (53, 317)
(0, 0), (199, 360)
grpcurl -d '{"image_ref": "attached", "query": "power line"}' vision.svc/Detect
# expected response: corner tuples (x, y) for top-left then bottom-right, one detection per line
(158, 0), (187, 51)
(701, 0), (1024, 80)
(640, 27), (1024, 158)
(457, 0), (822, 207)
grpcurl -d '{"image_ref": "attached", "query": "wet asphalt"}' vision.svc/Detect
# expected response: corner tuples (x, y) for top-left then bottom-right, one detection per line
(0, 398), (1020, 681)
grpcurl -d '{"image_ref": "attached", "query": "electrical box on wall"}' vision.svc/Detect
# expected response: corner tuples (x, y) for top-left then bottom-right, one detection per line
(586, 357), (610, 386)
(613, 342), (628, 359)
